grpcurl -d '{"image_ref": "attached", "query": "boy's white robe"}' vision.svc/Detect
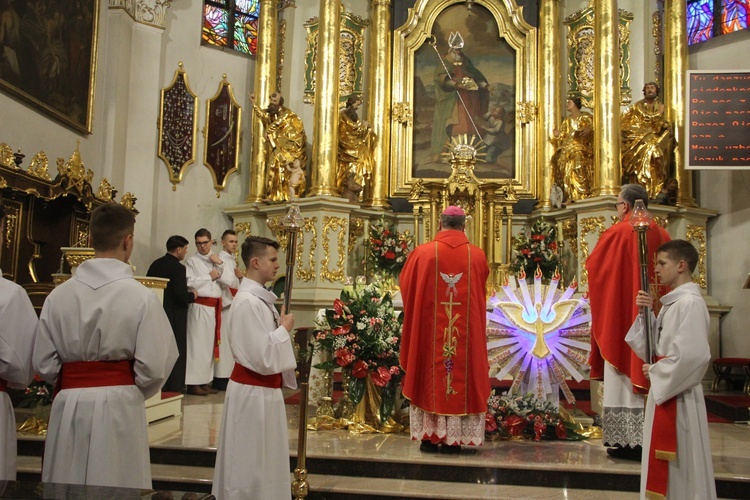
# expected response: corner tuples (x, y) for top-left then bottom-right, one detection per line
(625, 282), (716, 500)
(212, 278), (297, 500)
(32, 259), (178, 488)
(185, 252), (223, 385)
(0, 272), (38, 480)
(215, 249), (239, 378)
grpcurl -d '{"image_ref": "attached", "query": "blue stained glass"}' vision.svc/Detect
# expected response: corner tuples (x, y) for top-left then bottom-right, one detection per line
(721, 0), (749, 34)
(202, 4), (229, 47)
(687, 0), (715, 44)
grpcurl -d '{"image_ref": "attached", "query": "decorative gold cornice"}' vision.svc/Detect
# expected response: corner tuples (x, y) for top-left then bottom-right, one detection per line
(27, 152), (51, 180)
(0, 144), (15, 169)
(97, 178), (116, 201)
(686, 224), (707, 289)
(57, 144), (94, 194)
(108, 0), (171, 29)
(120, 192), (137, 210)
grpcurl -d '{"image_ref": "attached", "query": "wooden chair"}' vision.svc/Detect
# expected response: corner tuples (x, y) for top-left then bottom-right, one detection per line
(712, 358), (750, 394)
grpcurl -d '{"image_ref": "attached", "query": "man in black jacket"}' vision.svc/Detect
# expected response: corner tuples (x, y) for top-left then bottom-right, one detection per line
(147, 235), (198, 393)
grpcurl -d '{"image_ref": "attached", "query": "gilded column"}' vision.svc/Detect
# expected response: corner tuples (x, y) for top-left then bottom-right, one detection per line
(364, 0), (392, 209)
(537, 0), (561, 209)
(308, 0), (341, 197)
(592, 0), (621, 196)
(664, 0), (694, 207)
(247, 0), (278, 203)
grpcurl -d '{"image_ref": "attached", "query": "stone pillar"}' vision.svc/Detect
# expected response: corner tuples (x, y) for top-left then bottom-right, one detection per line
(364, 0), (393, 209)
(592, 0), (621, 197)
(308, 0), (341, 197)
(664, 0), (695, 207)
(247, 0), (278, 203)
(537, 0), (561, 209)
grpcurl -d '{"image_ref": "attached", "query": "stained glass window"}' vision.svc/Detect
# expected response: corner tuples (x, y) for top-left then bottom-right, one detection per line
(202, 0), (259, 55)
(687, 0), (749, 45)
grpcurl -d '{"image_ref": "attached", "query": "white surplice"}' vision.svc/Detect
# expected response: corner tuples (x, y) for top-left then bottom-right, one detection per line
(0, 272), (38, 480)
(625, 282), (716, 500)
(32, 259), (178, 488)
(212, 279), (297, 500)
(215, 250), (240, 379)
(185, 252), (223, 385)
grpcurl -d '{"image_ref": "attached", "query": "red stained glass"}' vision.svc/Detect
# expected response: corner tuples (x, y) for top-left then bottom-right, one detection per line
(721, 0), (749, 34)
(202, 1), (259, 55)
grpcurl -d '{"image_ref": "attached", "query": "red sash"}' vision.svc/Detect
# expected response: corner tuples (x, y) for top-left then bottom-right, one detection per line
(230, 364), (282, 389)
(0, 378), (7, 392)
(646, 356), (677, 499)
(57, 360), (135, 394)
(195, 296), (222, 360)
(230, 288), (238, 297)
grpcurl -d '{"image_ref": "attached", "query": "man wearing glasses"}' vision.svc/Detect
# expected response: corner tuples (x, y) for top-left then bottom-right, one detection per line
(587, 184), (670, 461)
(185, 228), (224, 396)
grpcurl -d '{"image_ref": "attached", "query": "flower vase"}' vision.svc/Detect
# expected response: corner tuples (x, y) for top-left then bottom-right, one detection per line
(350, 376), (382, 433)
(336, 368), (356, 421)
(17, 404), (51, 435)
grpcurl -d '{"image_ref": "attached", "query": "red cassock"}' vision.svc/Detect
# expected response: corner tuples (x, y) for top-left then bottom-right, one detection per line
(399, 230), (491, 415)
(586, 214), (670, 391)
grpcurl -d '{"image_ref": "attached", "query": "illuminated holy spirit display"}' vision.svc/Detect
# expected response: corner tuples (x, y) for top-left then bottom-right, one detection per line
(487, 268), (591, 407)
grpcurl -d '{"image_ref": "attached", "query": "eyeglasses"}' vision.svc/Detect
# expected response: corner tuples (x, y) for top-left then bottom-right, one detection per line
(615, 201), (627, 209)
(195, 240), (211, 247)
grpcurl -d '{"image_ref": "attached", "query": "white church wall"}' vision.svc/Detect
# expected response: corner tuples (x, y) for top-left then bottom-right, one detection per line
(689, 29), (750, 358)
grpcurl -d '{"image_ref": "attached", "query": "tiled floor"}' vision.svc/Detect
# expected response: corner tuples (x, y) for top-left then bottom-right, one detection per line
(140, 390), (750, 498)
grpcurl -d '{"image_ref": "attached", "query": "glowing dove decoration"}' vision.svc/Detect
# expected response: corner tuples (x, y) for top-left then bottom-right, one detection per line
(487, 274), (591, 406)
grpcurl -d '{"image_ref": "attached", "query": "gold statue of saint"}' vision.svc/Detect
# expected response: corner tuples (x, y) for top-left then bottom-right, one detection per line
(337, 96), (375, 199)
(551, 97), (594, 202)
(621, 82), (673, 198)
(250, 92), (307, 202)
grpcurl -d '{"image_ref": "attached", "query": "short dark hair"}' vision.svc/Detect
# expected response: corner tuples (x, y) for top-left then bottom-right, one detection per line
(195, 228), (211, 240)
(569, 96), (583, 110)
(241, 236), (280, 267)
(166, 235), (189, 252)
(440, 214), (466, 230)
(90, 203), (135, 251)
(620, 184), (649, 208)
(221, 229), (237, 240)
(658, 239), (699, 273)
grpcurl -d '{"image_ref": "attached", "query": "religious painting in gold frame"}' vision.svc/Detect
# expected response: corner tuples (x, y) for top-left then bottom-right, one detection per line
(390, 0), (538, 198)
(0, 0), (100, 134)
(157, 62), (199, 191)
(202, 75), (242, 197)
(303, 8), (368, 105)
(564, 1), (633, 108)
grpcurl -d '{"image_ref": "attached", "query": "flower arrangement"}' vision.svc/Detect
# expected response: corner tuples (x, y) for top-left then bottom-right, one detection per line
(16, 376), (53, 409)
(509, 220), (560, 280)
(485, 392), (587, 441)
(312, 284), (403, 422)
(367, 218), (413, 279)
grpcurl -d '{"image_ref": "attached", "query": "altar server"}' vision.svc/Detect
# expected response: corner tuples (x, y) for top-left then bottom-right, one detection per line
(626, 239), (716, 499)
(399, 205), (491, 454)
(0, 204), (38, 481)
(213, 229), (242, 391)
(32, 203), (178, 488)
(212, 236), (297, 500)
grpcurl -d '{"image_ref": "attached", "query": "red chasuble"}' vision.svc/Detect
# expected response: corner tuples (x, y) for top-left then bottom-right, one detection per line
(586, 214), (670, 391)
(399, 230), (491, 415)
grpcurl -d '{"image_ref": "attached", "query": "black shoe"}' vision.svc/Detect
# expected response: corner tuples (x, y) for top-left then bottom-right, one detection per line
(606, 445), (642, 462)
(212, 378), (229, 391)
(440, 444), (462, 455)
(419, 440), (439, 453)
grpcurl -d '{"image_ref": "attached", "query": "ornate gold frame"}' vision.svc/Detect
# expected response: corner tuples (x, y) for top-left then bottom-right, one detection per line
(564, 1), (633, 108)
(303, 8), (368, 105)
(157, 62), (199, 190)
(202, 75), (242, 197)
(390, 0), (537, 198)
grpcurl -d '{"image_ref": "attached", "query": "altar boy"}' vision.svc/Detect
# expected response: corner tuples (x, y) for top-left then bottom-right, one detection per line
(0, 204), (38, 480)
(626, 239), (716, 499)
(33, 203), (177, 488)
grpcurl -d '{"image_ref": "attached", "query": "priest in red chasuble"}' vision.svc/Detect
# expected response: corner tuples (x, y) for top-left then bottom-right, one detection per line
(587, 184), (670, 461)
(399, 206), (490, 454)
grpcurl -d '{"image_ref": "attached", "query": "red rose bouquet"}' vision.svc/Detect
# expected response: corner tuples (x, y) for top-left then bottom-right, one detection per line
(367, 218), (413, 280)
(509, 220), (560, 281)
(312, 284), (403, 422)
(485, 392), (586, 441)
